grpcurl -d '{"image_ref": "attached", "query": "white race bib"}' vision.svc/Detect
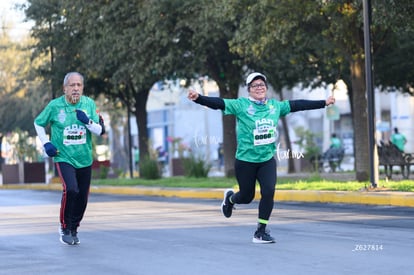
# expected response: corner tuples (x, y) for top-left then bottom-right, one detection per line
(63, 125), (87, 145)
(253, 127), (276, 146)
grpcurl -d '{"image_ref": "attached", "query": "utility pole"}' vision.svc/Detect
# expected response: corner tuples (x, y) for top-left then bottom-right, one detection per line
(363, 0), (378, 187)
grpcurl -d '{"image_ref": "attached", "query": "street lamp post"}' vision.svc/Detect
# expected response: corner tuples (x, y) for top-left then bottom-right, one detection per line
(363, 0), (378, 187)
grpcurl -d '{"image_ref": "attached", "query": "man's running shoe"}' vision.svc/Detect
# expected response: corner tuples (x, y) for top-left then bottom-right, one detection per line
(252, 230), (276, 244)
(71, 230), (80, 245)
(59, 228), (75, 245)
(221, 189), (234, 218)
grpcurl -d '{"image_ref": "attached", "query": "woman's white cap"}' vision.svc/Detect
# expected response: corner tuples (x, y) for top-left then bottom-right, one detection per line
(246, 72), (267, 85)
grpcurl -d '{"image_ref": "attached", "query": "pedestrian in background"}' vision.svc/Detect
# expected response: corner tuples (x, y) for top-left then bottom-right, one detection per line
(391, 127), (407, 152)
(133, 146), (140, 172)
(217, 142), (224, 171)
(324, 133), (344, 172)
(34, 72), (105, 245)
(188, 72), (335, 243)
(330, 133), (342, 149)
(0, 134), (12, 165)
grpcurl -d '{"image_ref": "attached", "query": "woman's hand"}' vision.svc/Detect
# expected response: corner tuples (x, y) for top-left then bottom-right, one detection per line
(325, 96), (335, 106)
(188, 89), (199, 101)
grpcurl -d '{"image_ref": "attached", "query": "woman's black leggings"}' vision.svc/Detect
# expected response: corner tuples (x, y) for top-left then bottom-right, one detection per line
(233, 158), (276, 222)
(56, 162), (92, 231)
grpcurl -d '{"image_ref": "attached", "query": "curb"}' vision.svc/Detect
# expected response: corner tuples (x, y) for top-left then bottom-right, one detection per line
(275, 190), (414, 207)
(1, 183), (414, 208)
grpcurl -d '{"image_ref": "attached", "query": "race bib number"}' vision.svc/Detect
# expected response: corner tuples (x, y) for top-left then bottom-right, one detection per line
(253, 127), (276, 146)
(63, 125), (87, 145)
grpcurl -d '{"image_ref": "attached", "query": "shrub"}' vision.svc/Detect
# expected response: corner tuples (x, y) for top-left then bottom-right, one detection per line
(183, 154), (212, 178)
(92, 165), (109, 179)
(140, 157), (162, 179)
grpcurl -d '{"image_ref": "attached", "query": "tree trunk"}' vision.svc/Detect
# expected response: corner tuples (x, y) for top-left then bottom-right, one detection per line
(222, 115), (236, 177)
(110, 111), (128, 171)
(217, 80), (238, 178)
(134, 89), (150, 164)
(349, 58), (370, 181)
(279, 89), (296, 173)
(280, 116), (296, 173)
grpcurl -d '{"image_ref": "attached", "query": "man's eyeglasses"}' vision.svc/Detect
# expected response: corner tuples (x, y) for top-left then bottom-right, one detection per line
(250, 83), (266, 89)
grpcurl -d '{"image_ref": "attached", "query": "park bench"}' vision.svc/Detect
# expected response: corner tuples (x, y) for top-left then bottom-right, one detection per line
(310, 147), (345, 173)
(377, 143), (413, 179)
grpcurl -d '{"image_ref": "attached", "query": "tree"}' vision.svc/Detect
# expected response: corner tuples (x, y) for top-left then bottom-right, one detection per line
(59, 0), (249, 177)
(229, 0), (414, 181)
(0, 25), (44, 135)
(136, 0), (251, 177)
(23, 0), (413, 181)
(371, 0), (414, 93)
(24, 0), (85, 99)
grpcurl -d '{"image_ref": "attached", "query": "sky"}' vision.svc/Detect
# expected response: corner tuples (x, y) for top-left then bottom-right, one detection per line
(0, 0), (32, 40)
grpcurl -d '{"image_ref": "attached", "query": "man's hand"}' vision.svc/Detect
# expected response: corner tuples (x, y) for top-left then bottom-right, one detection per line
(187, 89), (199, 101)
(44, 142), (58, 157)
(99, 114), (106, 135)
(76, 109), (90, 124)
(325, 96), (335, 106)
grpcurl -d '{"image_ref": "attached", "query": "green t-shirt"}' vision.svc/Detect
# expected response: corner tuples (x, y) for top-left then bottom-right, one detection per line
(34, 95), (99, 168)
(391, 133), (406, 152)
(330, 137), (342, 148)
(223, 98), (291, 163)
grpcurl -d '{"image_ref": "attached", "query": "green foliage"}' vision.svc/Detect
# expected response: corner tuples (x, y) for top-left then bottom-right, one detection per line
(276, 180), (364, 191)
(139, 157), (162, 180)
(19, 0), (414, 181)
(228, 0), (414, 180)
(90, 175), (414, 192)
(8, 129), (40, 162)
(0, 30), (44, 135)
(387, 182), (414, 192)
(182, 154), (212, 178)
(92, 176), (238, 189)
(92, 165), (109, 180)
(294, 127), (321, 158)
(24, 0), (84, 98)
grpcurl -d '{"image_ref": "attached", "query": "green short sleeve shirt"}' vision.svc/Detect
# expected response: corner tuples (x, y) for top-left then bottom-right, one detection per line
(34, 95), (99, 168)
(223, 98), (291, 163)
(391, 133), (406, 151)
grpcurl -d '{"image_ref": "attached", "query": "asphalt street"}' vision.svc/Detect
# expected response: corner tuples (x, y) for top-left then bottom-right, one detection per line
(0, 189), (413, 275)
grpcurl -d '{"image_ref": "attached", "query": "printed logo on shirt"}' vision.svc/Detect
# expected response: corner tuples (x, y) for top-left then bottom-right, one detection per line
(247, 104), (256, 115)
(63, 124), (87, 145)
(58, 109), (66, 123)
(253, 118), (278, 146)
